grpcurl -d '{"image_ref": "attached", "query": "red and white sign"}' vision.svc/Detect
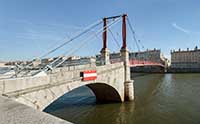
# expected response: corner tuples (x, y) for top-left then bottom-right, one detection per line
(82, 70), (97, 81)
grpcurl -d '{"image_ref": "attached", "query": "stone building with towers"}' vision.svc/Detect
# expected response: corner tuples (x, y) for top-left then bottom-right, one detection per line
(170, 46), (200, 72)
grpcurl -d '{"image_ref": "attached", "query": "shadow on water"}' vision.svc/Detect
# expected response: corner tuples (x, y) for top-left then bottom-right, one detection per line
(44, 86), (136, 124)
(44, 85), (137, 124)
(44, 86), (96, 113)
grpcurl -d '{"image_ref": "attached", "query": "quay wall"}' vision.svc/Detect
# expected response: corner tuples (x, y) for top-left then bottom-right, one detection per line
(130, 66), (165, 73)
(167, 68), (200, 73)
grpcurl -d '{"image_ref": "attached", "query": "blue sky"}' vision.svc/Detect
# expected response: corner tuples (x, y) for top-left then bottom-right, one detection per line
(0, 0), (200, 60)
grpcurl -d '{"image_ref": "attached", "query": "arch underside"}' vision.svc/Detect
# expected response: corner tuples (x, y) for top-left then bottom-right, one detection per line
(86, 83), (122, 103)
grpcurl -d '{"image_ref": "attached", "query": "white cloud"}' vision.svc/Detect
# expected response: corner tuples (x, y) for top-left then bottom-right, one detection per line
(172, 23), (190, 34)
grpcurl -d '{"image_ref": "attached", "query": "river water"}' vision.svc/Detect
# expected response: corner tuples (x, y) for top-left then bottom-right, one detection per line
(45, 73), (200, 124)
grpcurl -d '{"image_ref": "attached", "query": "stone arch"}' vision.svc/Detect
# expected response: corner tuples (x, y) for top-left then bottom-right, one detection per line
(86, 83), (122, 103)
(42, 82), (122, 111)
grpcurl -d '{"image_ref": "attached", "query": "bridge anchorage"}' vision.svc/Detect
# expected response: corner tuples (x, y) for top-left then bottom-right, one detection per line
(0, 14), (134, 111)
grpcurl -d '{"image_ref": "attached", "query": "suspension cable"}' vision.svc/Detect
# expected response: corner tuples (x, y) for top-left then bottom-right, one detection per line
(67, 18), (121, 55)
(138, 40), (145, 50)
(40, 19), (103, 58)
(108, 28), (120, 49)
(36, 17), (122, 73)
(53, 17), (122, 69)
(11, 20), (103, 77)
(127, 17), (140, 52)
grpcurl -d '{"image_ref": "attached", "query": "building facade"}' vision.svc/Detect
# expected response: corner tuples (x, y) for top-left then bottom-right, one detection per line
(129, 49), (167, 66)
(97, 49), (168, 67)
(170, 46), (200, 72)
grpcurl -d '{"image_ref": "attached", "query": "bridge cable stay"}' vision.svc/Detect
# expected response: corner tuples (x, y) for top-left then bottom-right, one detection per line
(127, 17), (147, 65)
(65, 18), (121, 53)
(48, 17), (122, 70)
(108, 27), (121, 49)
(24, 20), (102, 64)
(127, 17), (157, 66)
(39, 17), (121, 72)
(40, 20), (103, 58)
(42, 34), (71, 57)
(127, 16), (150, 65)
(126, 17), (140, 52)
(12, 20), (103, 77)
(80, 27), (102, 54)
(126, 17), (141, 63)
(14, 15), (123, 77)
(126, 17), (146, 52)
(30, 17), (122, 75)
(137, 40), (145, 50)
(91, 31), (102, 54)
(77, 28), (102, 55)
